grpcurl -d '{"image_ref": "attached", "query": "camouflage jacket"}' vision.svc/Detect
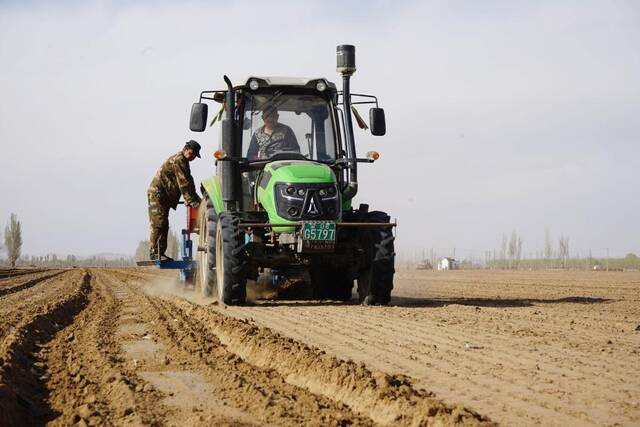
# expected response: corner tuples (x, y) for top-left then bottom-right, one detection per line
(247, 123), (300, 160)
(148, 151), (201, 209)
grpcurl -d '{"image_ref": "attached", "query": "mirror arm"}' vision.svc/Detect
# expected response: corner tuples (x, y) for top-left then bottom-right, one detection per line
(334, 158), (374, 165)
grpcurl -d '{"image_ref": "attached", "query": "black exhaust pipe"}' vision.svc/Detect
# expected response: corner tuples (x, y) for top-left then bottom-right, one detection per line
(337, 45), (358, 200)
(221, 75), (238, 209)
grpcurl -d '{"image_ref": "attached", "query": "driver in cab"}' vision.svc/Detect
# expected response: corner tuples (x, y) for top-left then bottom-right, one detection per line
(247, 106), (300, 160)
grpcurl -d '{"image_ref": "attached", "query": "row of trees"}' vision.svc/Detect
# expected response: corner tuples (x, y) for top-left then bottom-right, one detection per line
(1, 212), (183, 267)
(406, 228), (639, 271)
(14, 254), (135, 268)
(493, 229), (571, 270)
(1, 213), (135, 268)
(406, 252), (640, 271)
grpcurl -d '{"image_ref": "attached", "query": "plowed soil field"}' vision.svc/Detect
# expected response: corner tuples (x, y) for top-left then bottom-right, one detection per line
(0, 268), (638, 426)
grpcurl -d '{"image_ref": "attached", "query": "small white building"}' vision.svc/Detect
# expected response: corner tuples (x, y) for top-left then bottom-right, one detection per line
(438, 257), (458, 271)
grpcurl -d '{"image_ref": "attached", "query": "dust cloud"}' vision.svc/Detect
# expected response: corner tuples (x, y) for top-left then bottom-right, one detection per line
(139, 274), (212, 306)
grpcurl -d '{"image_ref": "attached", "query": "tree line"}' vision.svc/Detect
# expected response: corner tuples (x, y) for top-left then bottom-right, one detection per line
(406, 228), (640, 271)
(0, 213), (136, 268)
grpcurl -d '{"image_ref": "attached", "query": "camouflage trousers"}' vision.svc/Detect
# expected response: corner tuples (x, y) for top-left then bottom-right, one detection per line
(147, 191), (170, 259)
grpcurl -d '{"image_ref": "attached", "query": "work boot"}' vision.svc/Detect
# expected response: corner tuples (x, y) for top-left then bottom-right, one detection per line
(159, 254), (174, 262)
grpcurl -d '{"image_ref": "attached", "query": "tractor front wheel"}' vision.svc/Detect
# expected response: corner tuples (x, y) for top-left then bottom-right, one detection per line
(215, 212), (248, 305)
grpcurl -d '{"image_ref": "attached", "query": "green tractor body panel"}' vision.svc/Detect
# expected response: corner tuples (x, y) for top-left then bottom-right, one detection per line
(201, 175), (224, 214)
(257, 160), (338, 231)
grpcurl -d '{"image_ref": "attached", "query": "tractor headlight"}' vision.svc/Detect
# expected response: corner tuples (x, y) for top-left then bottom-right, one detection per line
(319, 188), (327, 196)
(249, 79), (260, 90)
(297, 188), (305, 196)
(316, 81), (327, 92)
(286, 186), (296, 195)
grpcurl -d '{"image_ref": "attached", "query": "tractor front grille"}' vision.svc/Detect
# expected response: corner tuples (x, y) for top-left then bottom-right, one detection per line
(274, 183), (340, 221)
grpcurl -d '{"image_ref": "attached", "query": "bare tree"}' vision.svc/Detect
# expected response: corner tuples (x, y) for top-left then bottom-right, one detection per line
(544, 228), (553, 268)
(4, 213), (23, 267)
(508, 230), (518, 269)
(558, 235), (569, 269)
(500, 233), (507, 269)
(516, 234), (523, 269)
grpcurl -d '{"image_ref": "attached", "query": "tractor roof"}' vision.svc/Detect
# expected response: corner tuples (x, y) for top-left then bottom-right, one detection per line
(239, 76), (337, 92)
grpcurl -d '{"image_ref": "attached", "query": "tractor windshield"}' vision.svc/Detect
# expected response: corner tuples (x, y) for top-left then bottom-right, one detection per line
(241, 92), (337, 163)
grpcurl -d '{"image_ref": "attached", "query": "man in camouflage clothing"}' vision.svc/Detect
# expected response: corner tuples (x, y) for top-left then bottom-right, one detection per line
(247, 107), (300, 160)
(147, 140), (202, 260)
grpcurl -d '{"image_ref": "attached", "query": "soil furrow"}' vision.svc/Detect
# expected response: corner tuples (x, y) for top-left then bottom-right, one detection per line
(213, 270), (640, 427)
(0, 270), (66, 297)
(323, 305), (634, 388)
(38, 270), (166, 426)
(0, 269), (47, 280)
(0, 270), (89, 426)
(105, 270), (376, 426)
(177, 299), (492, 426)
(224, 304), (593, 425)
(108, 268), (492, 425)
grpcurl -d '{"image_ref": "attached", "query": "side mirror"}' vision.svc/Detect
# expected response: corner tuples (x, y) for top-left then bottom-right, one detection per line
(189, 103), (208, 132)
(369, 108), (386, 136)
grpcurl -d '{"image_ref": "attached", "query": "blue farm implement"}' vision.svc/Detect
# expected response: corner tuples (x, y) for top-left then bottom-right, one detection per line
(136, 205), (198, 284)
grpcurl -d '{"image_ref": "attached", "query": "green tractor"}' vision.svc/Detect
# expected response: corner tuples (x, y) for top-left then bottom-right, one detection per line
(189, 45), (395, 305)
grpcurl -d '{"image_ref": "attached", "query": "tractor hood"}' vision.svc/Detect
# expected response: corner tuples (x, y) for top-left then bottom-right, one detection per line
(257, 160), (340, 224)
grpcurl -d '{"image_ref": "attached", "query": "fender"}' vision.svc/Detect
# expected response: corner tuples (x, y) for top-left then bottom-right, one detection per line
(200, 176), (224, 214)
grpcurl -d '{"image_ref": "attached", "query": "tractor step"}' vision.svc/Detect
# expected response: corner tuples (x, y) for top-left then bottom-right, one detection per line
(135, 259), (192, 269)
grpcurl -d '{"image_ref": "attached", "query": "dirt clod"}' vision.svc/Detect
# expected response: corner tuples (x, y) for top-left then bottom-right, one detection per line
(77, 403), (94, 419)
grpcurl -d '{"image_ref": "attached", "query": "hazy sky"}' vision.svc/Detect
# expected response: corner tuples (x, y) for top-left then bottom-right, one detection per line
(1, 0), (638, 259)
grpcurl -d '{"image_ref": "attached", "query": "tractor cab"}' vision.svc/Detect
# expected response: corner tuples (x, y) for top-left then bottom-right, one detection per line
(228, 78), (341, 215)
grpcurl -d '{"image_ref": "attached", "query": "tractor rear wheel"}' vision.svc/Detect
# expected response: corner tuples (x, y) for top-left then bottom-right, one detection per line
(357, 211), (395, 305)
(215, 212), (248, 305)
(195, 197), (217, 297)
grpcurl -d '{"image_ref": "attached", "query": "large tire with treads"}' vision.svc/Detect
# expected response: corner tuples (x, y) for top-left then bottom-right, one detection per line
(195, 196), (217, 297)
(215, 212), (248, 305)
(357, 211), (395, 305)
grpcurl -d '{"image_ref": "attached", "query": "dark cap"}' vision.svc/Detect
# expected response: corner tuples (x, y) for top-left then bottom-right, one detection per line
(185, 139), (201, 158)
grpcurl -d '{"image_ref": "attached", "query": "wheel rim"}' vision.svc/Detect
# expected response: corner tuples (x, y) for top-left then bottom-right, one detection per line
(215, 221), (224, 302)
(198, 212), (209, 297)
